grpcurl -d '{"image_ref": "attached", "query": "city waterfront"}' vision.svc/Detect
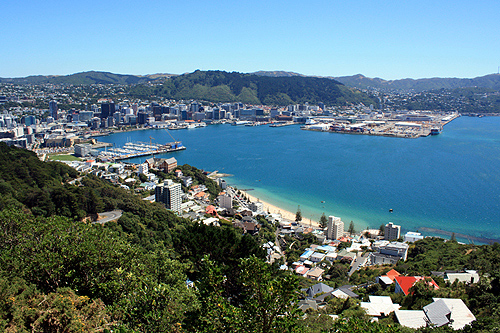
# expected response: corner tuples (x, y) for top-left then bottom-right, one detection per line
(98, 116), (500, 243)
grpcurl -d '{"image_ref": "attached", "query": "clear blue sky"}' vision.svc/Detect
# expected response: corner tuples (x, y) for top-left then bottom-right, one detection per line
(2, 0), (499, 80)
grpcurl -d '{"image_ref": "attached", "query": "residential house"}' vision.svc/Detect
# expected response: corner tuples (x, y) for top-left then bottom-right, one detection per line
(305, 282), (334, 299)
(306, 267), (325, 281)
(361, 296), (401, 318)
(431, 270), (480, 285)
(394, 310), (427, 329)
(376, 269), (402, 288)
(394, 276), (439, 296)
(331, 285), (359, 299)
(423, 298), (475, 330)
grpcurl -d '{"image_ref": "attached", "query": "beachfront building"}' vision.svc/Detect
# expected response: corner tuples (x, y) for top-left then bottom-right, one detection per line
(385, 222), (401, 241)
(155, 179), (182, 214)
(404, 231), (424, 243)
(249, 201), (264, 214)
(217, 194), (232, 210)
(327, 216), (344, 240)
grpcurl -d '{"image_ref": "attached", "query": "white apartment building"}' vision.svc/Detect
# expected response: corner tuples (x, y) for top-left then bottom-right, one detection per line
(327, 216), (344, 240)
(155, 179), (182, 214)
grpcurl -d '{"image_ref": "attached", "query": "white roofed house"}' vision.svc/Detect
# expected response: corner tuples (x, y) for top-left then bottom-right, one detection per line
(309, 252), (326, 263)
(395, 298), (476, 330)
(361, 296), (401, 319)
(423, 298), (475, 330)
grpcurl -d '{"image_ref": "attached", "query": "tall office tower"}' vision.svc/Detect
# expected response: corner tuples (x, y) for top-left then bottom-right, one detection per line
(190, 101), (200, 113)
(155, 179), (182, 214)
(109, 102), (116, 117)
(385, 222), (401, 241)
(327, 216), (344, 240)
(137, 112), (148, 125)
(101, 103), (112, 119)
(49, 100), (58, 120)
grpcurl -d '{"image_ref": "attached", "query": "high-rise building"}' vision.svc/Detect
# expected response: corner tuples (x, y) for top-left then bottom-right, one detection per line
(49, 100), (58, 120)
(137, 112), (148, 125)
(385, 222), (401, 241)
(100, 103), (109, 119)
(155, 179), (182, 214)
(190, 102), (200, 113)
(327, 216), (344, 240)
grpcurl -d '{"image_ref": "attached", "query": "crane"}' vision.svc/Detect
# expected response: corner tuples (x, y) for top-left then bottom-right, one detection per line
(165, 128), (181, 147)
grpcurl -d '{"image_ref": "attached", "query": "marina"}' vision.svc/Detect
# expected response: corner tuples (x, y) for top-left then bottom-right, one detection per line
(99, 140), (185, 161)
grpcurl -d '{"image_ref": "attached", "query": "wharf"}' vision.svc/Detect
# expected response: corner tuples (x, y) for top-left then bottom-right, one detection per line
(270, 121), (294, 127)
(92, 142), (113, 148)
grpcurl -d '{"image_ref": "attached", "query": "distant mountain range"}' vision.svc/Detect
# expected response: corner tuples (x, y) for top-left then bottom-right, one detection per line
(0, 71), (177, 85)
(2, 70), (500, 93)
(253, 71), (500, 92)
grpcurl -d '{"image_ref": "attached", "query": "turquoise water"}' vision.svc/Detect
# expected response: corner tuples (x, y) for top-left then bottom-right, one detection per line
(98, 117), (500, 242)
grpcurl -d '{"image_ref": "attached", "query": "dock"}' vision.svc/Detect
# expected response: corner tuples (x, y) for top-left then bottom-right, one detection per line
(270, 121), (294, 127)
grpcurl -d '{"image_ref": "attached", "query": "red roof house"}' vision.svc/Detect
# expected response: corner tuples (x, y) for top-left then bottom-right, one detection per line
(395, 276), (439, 296)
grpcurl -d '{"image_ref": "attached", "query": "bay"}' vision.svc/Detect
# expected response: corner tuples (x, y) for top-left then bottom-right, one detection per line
(98, 116), (500, 243)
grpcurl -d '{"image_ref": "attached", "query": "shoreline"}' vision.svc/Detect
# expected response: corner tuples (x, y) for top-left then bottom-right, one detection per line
(241, 190), (320, 228)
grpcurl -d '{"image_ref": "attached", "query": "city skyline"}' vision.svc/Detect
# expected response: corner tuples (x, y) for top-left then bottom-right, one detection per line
(2, 0), (499, 80)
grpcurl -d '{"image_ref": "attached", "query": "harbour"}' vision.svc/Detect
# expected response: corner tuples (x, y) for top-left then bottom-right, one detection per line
(96, 116), (500, 243)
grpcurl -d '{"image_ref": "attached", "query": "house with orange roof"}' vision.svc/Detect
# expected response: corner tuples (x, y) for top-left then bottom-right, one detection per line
(194, 191), (209, 202)
(205, 205), (220, 217)
(395, 276), (439, 296)
(377, 269), (402, 288)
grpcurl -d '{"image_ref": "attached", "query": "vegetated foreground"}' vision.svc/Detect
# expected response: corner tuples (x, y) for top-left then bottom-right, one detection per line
(0, 143), (500, 332)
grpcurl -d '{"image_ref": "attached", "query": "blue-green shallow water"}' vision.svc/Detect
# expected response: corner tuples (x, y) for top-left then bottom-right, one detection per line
(98, 117), (500, 243)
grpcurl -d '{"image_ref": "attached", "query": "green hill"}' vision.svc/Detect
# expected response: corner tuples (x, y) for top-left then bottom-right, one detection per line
(130, 70), (377, 106)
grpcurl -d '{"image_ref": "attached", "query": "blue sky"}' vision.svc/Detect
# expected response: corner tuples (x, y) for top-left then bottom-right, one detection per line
(2, 0), (499, 79)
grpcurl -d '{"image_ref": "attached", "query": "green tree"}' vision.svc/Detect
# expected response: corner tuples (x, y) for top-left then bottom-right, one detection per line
(295, 206), (302, 223)
(319, 213), (328, 229)
(190, 256), (302, 333)
(379, 224), (385, 236)
(348, 221), (356, 236)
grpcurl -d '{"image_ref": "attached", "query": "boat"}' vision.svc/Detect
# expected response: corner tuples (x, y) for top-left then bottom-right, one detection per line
(232, 120), (251, 126)
(430, 126), (442, 135)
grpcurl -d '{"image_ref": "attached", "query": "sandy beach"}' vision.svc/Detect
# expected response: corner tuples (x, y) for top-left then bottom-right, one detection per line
(241, 190), (320, 228)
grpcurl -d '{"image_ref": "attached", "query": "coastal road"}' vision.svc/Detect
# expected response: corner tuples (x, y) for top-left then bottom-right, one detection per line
(94, 210), (123, 224)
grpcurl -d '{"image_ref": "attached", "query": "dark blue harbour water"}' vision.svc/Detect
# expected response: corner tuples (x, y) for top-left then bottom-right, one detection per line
(98, 117), (500, 243)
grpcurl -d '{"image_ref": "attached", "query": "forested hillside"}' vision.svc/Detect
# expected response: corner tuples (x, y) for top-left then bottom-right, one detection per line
(0, 144), (300, 332)
(2, 144), (500, 332)
(129, 70), (376, 106)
